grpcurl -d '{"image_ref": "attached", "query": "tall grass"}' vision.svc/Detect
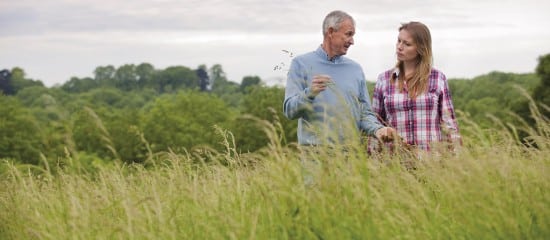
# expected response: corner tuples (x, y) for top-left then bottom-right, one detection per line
(0, 105), (548, 239)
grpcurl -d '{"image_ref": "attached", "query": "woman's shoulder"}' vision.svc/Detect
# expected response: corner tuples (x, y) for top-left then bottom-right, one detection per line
(430, 68), (447, 80)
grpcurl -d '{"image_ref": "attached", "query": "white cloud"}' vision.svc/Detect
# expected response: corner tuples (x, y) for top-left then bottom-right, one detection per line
(1, 0), (549, 86)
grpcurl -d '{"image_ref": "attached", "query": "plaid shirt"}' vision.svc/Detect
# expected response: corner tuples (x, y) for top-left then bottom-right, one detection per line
(372, 68), (460, 151)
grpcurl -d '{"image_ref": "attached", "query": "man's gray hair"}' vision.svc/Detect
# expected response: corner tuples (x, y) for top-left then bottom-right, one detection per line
(322, 10), (355, 36)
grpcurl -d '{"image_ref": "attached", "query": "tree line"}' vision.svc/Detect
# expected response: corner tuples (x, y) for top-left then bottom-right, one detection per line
(1, 54), (549, 168)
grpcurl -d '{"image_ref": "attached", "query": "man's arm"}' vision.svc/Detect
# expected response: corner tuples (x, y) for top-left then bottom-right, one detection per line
(358, 77), (397, 141)
(358, 78), (383, 135)
(283, 59), (314, 119)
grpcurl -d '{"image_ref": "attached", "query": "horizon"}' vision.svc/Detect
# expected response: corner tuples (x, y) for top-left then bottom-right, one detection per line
(2, 58), (542, 88)
(1, 0), (549, 87)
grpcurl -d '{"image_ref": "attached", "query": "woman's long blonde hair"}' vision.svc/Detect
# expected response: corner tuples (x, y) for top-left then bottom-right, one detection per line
(392, 22), (433, 99)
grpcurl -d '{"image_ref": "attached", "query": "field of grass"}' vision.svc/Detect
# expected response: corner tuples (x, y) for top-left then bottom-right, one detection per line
(1, 110), (549, 239)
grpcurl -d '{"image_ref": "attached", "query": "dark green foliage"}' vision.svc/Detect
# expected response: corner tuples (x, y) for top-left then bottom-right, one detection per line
(448, 71), (539, 128)
(114, 64), (139, 91)
(94, 65), (116, 85)
(0, 69), (14, 95)
(533, 53), (550, 117)
(16, 85), (59, 107)
(152, 66), (200, 93)
(209, 64), (242, 107)
(1, 60), (545, 169)
(505, 53), (550, 138)
(8, 67), (44, 94)
(142, 90), (235, 153)
(0, 95), (43, 164)
(71, 107), (117, 161)
(15, 86), (73, 160)
(232, 86), (297, 152)
(82, 87), (125, 107)
(103, 109), (149, 163)
(68, 89), (159, 163)
(135, 63), (156, 89)
(61, 77), (98, 93)
(240, 76), (262, 93)
(61, 63), (236, 97)
(196, 64), (210, 92)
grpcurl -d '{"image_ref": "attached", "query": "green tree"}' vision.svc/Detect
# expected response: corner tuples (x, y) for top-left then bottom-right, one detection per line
(80, 87), (124, 107)
(210, 64), (228, 86)
(142, 91), (235, 153)
(15, 85), (52, 107)
(233, 86), (297, 152)
(533, 53), (550, 117)
(69, 89), (157, 163)
(464, 97), (500, 128)
(0, 69), (14, 95)
(94, 65), (116, 87)
(17, 88), (73, 161)
(136, 63), (156, 89)
(196, 64), (210, 92)
(61, 76), (98, 93)
(446, 72), (538, 128)
(209, 64), (242, 107)
(154, 66), (199, 93)
(114, 64), (138, 91)
(9, 67), (44, 93)
(240, 76), (262, 93)
(210, 64), (237, 92)
(107, 108), (149, 163)
(509, 53), (550, 133)
(71, 107), (117, 161)
(0, 95), (43, 164)
(114, 88), (158, 109)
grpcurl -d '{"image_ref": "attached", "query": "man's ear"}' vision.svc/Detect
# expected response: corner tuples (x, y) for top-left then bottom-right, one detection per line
(327, 27), (335, 38)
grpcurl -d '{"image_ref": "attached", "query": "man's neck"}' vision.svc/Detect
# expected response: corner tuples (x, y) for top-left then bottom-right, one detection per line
(321, 43), (337, 60)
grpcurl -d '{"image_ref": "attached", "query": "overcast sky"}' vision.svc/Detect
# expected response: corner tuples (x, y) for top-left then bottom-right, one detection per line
(1, 0), (549, 87)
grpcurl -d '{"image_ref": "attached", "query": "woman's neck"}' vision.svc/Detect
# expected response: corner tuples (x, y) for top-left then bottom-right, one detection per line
(402, 61), (417, 79)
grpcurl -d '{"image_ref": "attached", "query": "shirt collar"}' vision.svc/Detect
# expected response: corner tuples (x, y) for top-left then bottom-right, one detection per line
(315, 45), (344, 63)
(393, 68), (400, 78)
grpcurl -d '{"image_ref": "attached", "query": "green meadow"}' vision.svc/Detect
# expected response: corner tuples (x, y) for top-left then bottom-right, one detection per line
(1, 107), (548, 240)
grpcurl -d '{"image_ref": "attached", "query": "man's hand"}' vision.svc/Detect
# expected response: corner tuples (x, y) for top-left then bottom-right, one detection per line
(375, 127), (397, 142)
(309, 75), (332, 98)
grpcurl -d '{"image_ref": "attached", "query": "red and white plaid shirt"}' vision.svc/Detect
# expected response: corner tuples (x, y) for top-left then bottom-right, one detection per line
(372, 68), (460, 151)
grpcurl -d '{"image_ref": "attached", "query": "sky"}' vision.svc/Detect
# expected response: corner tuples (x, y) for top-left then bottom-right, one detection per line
(1, 0), (550, 87)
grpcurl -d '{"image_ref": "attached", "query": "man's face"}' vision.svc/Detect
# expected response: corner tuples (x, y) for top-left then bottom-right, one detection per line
(329, 18), (355, 57)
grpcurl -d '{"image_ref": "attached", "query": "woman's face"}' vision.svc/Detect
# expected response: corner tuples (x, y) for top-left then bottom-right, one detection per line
(396, 29), (418, 62)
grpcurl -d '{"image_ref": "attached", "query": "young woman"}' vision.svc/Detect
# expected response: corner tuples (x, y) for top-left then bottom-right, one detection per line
(372, 21), (461, 152)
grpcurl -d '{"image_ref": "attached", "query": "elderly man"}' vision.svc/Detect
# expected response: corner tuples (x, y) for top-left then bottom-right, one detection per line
(283, 10), (395, 147)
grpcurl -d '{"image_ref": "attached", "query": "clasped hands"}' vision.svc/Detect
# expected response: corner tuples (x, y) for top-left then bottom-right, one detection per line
(375, 127), (399, 142)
